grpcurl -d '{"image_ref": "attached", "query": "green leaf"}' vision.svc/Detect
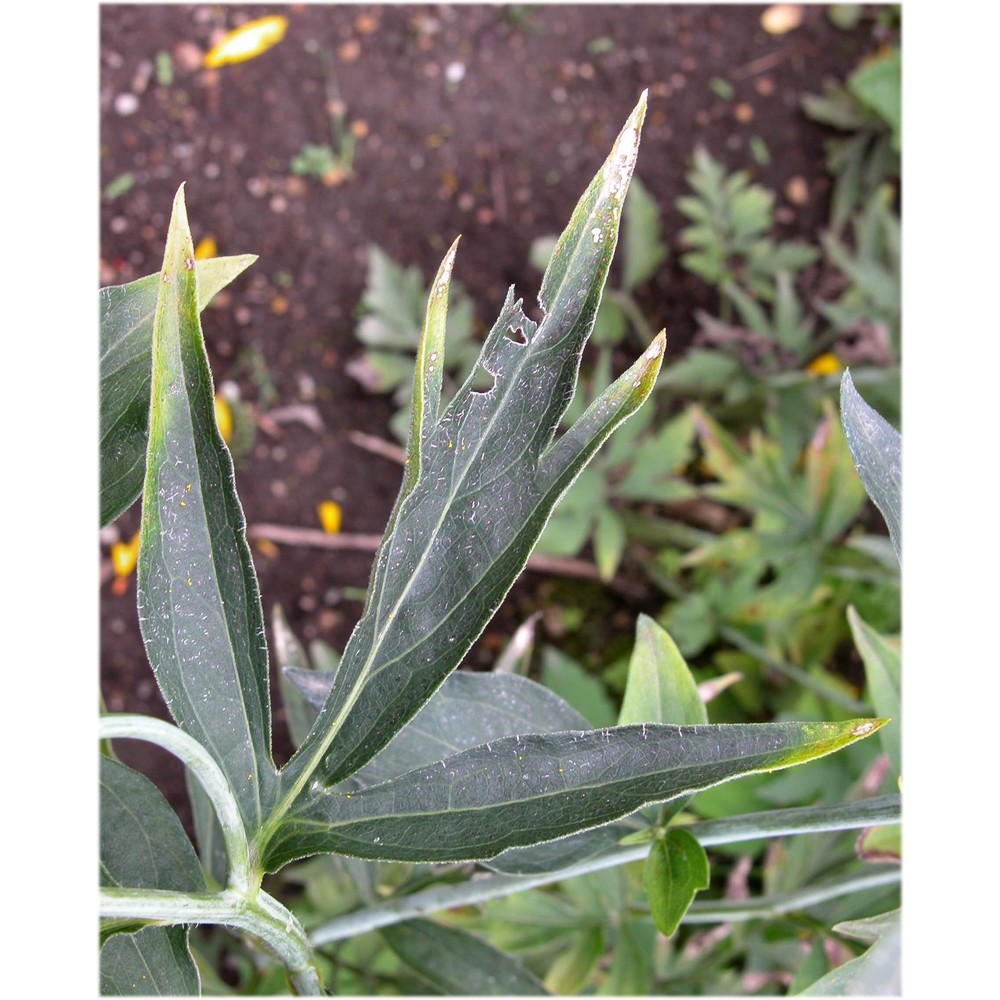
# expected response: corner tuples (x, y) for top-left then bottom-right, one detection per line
(622, 175), (668, 291)
(594, 508), (627, 581)
(286, 668), (588, 783)
(800, 910), (900, 994)
(659, 348), (743, 394)
(600, 920), (655, 994)
(848, 47), (901, 151)
(185, 769), (229, 888)
(99, 254), (256, 527)
(840, 369), (901, 563)
(543, 926), (604, 993)
(280, 93), (663, 796)
(286, 665), (626, 875)
(380, 919), (548, 995)
(847, 606), (900, 775)
(643, 827), (710, 937)
(273, 604), (327, 749)
(100, 756), (205, 896)
(261, 718), (884, 869)
(540, 647), (618, 728)
(137, 186), (277, 831)
(100, 925), (201, 996)
(99, 757), (204, 993)
(619, 615), (707, 727)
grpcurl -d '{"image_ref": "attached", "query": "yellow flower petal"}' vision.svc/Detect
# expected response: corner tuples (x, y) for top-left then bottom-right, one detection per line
(805, 352), (843, 377)
(203, 16), (289, 69)
(317, 500), (343, 535)
(111, 532), (141, 578)
(215, 395), (233, 443)
(194, 235), (218, 259)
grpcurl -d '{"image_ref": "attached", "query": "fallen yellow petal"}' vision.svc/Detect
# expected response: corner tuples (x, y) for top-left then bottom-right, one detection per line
(111, 532), (141, 578)
(805, 352), (843, 377)
(194, 235), (218, 259)
(761, 4), (803, 35)
(203, 15), (289, 68)
(215, 395), (233, 443)
(254, 537), (280, 560)
(317, 500), (343, 535)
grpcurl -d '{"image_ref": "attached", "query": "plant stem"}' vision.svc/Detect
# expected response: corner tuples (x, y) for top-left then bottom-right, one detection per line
(681, 868), (900, 922)
(100, 714), (254, 894)
(100, 886), (322, 995)
(308, 794), (900, 945)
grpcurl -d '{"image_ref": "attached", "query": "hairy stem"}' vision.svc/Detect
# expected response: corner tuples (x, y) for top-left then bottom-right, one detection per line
(100, 886), (322, 995)
(309, 794), (900, 945)
(100, 714), (255, 893)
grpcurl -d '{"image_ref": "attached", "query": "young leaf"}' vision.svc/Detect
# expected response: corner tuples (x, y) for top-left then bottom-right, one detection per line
(280, 93), (663, 798)
(380, 919), (548, 995)
(261, 718), (884, 869)
(840, 369), (901, 562)
(619, 615), (707, 727)
(99, 254), (256, 527)
(137, 186), (277, 830)
(643, 827), (711, 937)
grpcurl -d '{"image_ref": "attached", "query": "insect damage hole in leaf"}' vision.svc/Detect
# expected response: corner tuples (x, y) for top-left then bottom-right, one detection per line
(470, 364), (497, 394)
(504, 324), (529, 345)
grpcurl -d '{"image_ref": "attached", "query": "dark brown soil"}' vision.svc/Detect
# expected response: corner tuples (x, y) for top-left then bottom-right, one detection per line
(99, 3), (884, 831)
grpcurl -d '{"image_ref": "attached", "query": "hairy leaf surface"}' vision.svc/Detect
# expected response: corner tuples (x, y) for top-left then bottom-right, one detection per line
(262, 719), (883, 869)
(280, 93), (663, 799)
(287, 665), (630, 874)
(99, 757), (204, 992)
(137, 186), (276, 831)
(288, 669), (588, 784)
(100, 925), (201, 996)
(99, 254), (256, 527)
(840, 369), (901, 562)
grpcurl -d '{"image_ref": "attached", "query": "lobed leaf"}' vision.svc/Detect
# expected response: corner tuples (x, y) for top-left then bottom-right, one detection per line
(262, 718), (884, 869)
(99, 254), (256, 527)
(279, 93), (663, 799)
(136, 186), (277, 831)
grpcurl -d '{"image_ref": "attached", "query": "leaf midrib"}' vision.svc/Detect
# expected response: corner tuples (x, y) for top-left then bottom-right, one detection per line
(148, 271), (267, 828)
